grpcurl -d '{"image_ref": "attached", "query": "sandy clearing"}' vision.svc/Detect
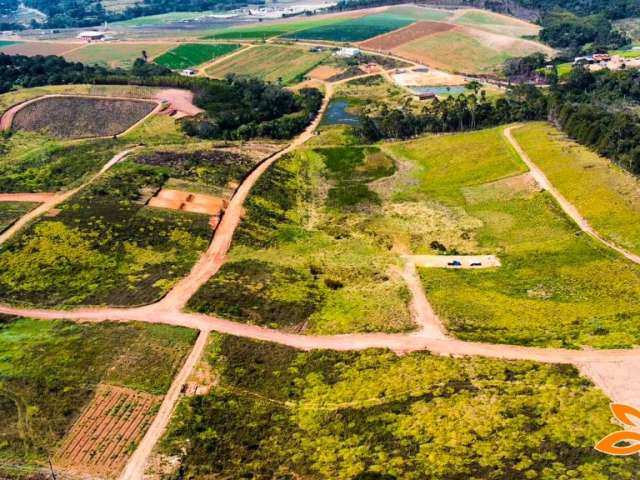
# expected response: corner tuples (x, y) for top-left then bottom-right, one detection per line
(307, 65), (345, 81)
(0, 192), (55, 202)
(407, 254), (501, 268)
(392, 68), (467, 86)
(505, 125), (640, 265)
(577, 360), (640, 408)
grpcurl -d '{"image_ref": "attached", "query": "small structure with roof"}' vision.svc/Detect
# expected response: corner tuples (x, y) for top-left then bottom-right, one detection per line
(77, 31), (105, 42)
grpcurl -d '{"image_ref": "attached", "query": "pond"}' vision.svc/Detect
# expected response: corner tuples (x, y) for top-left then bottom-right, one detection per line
(409, 85), (467, 96)
(322, 100), (361, 126)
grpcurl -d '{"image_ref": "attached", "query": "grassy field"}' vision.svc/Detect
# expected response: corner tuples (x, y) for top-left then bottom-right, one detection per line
(64, 42), (175, 68)
(0, 316), (196, 476)
(0, 40), (19, 47)
(188, 148), (416, 334)
(205, 45), (330, 84)
(393, 27), (550, 74)
(154, 43), (240, 69)
(388, 127), (640, 349)
(113, 10), (218, 27)
(0, 202), (38, 232)
(0, 143), (264, 307)
(512, 122), (640, 255)
(286, 13), (415, 42)
(453, 9), (540, 37)
(204, 16), (351, 40)
(333, 75), (418, 115)
(0, 42), (77, 56)
(385, 5), (452, 21)
(12, 96), (156, 139)
(160, 334), (639, 479)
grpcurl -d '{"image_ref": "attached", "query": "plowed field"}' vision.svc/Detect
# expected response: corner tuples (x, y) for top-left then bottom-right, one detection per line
(360, 21), (455, 50)
(55, 384), (162, 478)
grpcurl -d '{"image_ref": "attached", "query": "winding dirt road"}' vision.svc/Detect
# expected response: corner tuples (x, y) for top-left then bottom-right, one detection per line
(505, 125), (640, 264)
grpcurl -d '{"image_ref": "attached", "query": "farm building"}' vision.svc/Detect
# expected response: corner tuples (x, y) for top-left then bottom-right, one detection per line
(335, 47), (361, 58)
(77, 31), (105, 41)
(180, 69), (197, 77)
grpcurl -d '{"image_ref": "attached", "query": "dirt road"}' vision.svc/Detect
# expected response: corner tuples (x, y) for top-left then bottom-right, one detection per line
(505, 125), (640, 264)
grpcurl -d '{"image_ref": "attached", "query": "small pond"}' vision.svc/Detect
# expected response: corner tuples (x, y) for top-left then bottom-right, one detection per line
(322, 100), (361, 126)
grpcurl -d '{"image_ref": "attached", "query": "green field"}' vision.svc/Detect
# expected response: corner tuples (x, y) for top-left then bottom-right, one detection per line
(388, 126), (640, 349)
(453, 9), (540, 37)
(0, 202), (38, 232)
(0, 40), (19, 47)
(160, 334), (639, 479)
(286, 13), (415, 42)
(64, 42), (175, 68)
(204, 16), (350, 40)
(188, 148), (417, 334)
(0, 317), (196, 474)
(512, 122), (640, 254)
(113, 10), (218, 27)
(154, 43), (241, 69)
(385, 5), (452, 21)
(205, 44), (330, 84)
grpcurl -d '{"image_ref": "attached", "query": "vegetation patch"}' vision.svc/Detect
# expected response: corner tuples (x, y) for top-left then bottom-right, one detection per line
(390, 127), (640, 349)
(161, 335), (638, 479)
(12, 96), (156, 139)
(0, 317), (195, 476)
(204, 16), (355, 40)
(286, 13), (415, 42)
(64, 42), (175, 68)
(189, 149), (414, 334)
(154, 43), (241, 69)
(0, 161), (213, 307)
(0, 202), (38, 232)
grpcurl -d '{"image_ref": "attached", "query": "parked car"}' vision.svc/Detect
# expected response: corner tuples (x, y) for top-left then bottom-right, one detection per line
(447, 260), (462, 267)
(470, 261), (482, 267)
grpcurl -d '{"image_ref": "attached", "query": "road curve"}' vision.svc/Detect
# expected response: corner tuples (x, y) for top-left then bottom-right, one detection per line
(504, 125), (640, 264)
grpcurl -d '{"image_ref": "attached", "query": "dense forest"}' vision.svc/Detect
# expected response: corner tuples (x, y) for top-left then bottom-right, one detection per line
(354, 84), (548, 142)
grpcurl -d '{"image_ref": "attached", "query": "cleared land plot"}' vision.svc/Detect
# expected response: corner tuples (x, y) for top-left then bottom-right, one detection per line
(453, 9), (541, 37)
(11, 96), (157, 139)
(160, 335), (640, 479)
(392, 26), (552, 74)
(0, 41), (78, 56)
(188, 148), (418, 335)
(389, 127), (640, 349)
(0, 147), (262, 307)
(0, 201), (38, 232)
(286, 13), (415, 42)
(205, 45), (330, 84)
(0, 317), (195, 477)
(512, 122), (640, 255)
(307, 65), (345, 80)
(64, 42), (175, 68)
(55, 385), (161, 478)
(361, 21), (456, 50)
(154, 43), (241, 69)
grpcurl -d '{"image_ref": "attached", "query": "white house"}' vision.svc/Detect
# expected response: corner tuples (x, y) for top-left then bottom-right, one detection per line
(335, 47), (361, 58)
(77, 31), (105, 42)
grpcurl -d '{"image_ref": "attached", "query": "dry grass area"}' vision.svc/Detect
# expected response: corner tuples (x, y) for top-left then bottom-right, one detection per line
(0, 42), (80, 56)
(12, 96), (157, 138)
(55, 384), (161, 478)
(65, 42), (175, 69)
(462, 172), (540, 204)
(307, 65), (345, 80)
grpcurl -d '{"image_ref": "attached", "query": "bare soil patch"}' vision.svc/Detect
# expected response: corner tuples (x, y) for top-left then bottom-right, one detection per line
(307, 65), (345, 81)
(55, 384), (162, 479)
(149, 188), (229, 216)
(11, 96), (157, 139)
(361, 21), (456, 50)
(0, 42), (79, 56)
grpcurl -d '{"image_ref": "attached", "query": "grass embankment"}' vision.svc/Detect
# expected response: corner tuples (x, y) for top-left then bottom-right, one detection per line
(64, 42), (175, 68)
(388, 126), (640, 349)
(188, 147), (417, 334)
(160, 334), (639, 479)
(205, 45), (330, 85)
(512, 122), (640, 255)
(154, 43), (241, 69)
(0, 147), (259, 307)
(0, 316), (195, 475)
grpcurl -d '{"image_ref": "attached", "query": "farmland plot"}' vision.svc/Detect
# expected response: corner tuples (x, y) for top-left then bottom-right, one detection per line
(64, 42), (174, 68)
(154, 43), (241, 69)
(0, 42), (78, 56)
(286, 13), (415, 42)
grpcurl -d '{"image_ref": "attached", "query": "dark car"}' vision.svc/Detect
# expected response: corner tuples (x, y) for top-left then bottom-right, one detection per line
(447, 260), (462, 267)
